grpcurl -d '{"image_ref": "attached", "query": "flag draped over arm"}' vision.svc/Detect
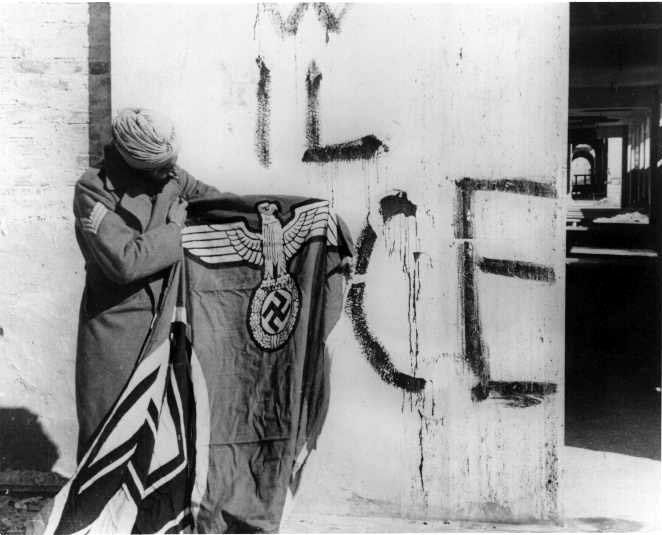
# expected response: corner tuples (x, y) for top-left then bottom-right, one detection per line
(46, 195), (351, 534)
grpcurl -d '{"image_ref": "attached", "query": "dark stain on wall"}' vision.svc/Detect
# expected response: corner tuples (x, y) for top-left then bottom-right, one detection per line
(255, 57), (271, 168)
(88, 3), (111, 166)
(302, 135), (388, 163)
(380, 191), (417, 222)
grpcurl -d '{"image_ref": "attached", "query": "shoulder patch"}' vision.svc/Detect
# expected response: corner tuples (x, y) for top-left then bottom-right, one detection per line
(79, 202), (109, 235)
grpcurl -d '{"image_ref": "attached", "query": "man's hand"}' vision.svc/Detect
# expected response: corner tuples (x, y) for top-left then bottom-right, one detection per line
(168, 197), (188, 228)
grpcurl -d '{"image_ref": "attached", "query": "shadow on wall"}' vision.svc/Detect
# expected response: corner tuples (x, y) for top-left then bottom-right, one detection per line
(0, 408), (59, 472)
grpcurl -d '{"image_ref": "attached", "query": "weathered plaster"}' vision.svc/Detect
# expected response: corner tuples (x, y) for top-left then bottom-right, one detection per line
(2, 3), (568, 522)
(0, 3), (89, 476)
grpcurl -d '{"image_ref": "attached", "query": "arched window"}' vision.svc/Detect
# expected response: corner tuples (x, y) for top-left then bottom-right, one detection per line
(571, 156), (592, 185)
(570, 145), (596, 195)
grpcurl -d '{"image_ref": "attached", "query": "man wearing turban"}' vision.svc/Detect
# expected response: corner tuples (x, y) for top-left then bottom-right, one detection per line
(73, 108), (220, 459)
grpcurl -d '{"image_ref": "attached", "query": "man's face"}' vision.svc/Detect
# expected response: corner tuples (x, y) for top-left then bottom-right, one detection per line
(145, 162), (177, 183)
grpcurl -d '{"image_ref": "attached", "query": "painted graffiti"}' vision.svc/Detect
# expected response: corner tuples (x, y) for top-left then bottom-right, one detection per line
(301, 59), (387, 163)
(253, 6), (558, 407)
(344, 192), (426, 393)
(302, 135), (388, 163)
(254, 7), (387, 167)
(455, 177), (558, 404)
(254, 58), (387, 166)
(341, 181), (559, 407)
(257, 3), (350, 42)
(255, 57), (271, 168)
(305, 61), (322, 149)
(477, 258), (555, 283)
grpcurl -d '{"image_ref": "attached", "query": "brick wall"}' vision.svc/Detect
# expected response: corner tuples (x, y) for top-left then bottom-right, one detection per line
(0, 3), (90, 476)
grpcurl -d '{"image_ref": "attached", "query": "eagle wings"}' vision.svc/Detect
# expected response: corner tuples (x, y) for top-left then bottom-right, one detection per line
(182, 200), (338, 267)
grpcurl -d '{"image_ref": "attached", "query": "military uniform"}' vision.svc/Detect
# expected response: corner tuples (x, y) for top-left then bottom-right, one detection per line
(73, 144), (219, 458)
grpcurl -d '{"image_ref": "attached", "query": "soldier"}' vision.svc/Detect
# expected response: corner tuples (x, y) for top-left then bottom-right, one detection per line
(73, 108), (220, 459)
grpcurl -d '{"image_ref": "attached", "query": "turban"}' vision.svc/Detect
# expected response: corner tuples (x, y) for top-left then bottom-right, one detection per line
(111, 108), (180, 170)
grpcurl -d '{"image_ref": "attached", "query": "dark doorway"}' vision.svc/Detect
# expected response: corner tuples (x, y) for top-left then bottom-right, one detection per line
(566, 2), (661, 461)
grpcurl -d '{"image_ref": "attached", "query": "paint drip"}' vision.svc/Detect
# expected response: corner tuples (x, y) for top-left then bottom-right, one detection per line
(255, 57), (271, 168)
(345, 218), (426, 393)
(305, 61), (322, 149)
(381, 196), (421, 374)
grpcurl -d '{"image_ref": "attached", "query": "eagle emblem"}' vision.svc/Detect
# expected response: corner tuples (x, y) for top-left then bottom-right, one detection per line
(182, 200), (338, 351)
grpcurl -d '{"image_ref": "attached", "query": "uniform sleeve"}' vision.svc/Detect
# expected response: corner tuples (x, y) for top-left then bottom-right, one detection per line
(176, 168), (221, 202)
(74, 182), (183, 285)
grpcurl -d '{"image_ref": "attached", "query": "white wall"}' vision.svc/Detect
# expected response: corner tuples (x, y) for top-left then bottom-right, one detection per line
(113, 4), (568, 522)
(0, 3), (88, 476)
(1, 2), (568, 523)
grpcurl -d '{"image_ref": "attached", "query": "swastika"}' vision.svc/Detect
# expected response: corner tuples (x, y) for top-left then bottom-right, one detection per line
(261, 289), (293, 334)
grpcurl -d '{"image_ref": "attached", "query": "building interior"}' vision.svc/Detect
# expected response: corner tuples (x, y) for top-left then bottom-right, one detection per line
(566, 2), (661, 461)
